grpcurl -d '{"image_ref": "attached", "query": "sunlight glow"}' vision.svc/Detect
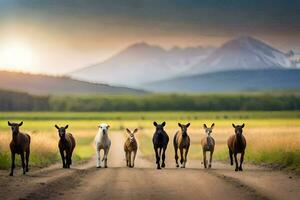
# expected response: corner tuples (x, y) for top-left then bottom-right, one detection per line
(0, 41), (37, 72)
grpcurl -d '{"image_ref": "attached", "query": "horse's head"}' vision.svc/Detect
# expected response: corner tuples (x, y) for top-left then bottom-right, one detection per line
(8, 121), (23, 135)
(153, 121), (166, 135)
(203, 123), (215, 137)
(98, 123), (110, 135)
(55, 124), (68, 139)
(126, 128), (138, 143)
(232, 123), (245, 137)
(178, 122), (190, 137)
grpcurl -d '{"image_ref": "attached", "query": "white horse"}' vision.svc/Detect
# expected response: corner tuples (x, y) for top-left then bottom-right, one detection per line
(95, 123), (111, 168)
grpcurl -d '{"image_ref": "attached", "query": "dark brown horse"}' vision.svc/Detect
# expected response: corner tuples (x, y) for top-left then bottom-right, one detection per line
(173, 123), (190, 168)
(55, 125), (76, 168)
(227, 123), (247, 171)
(8, 121), (31, 176)
(152, 121), (169, 169)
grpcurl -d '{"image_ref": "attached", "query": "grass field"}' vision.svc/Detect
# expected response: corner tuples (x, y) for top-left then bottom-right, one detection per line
(0, 111), (299, 173)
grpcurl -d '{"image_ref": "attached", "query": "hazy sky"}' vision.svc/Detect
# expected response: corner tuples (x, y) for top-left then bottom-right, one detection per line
(0, 0), (299, 74)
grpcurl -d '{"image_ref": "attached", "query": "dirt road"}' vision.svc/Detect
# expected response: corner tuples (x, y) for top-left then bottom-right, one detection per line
(0, 132), (299, 200)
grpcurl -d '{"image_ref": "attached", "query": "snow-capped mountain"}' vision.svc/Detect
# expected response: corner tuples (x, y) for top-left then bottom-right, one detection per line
(187, 36), (291, 75)
(69, 43), (213, 86)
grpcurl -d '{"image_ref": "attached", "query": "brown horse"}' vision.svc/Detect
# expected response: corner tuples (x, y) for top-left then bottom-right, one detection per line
(55, 125), (76, 168)
(124, 128), (138, 168)
(201, 123), (215, 168)
(227, 123), (246, 171)
(173, 123), (190, 168)
(8, 121), (31, 176)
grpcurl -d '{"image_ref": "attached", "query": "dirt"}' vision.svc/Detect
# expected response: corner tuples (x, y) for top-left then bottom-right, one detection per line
(0, 133), (299, 200)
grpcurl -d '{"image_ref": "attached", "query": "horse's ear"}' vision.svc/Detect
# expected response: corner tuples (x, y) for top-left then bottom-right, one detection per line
(8, 121), (12, 126)
(203, 124), (207, 129)
(126, 128), (131, 134)
(65, 125), (69, 129)
(186, 123), (190, 128)
(133, 128), (138, 134)
(211, 123), (215, 129)
(19, 121), (23, 126)
(162, 121), (166, 127)
(232, 123), (236, 128)
(178, 123), (182, 128)
(241, 123), (245, 128)
(153, 121), (158, 127)
(55, 125), (59, 129)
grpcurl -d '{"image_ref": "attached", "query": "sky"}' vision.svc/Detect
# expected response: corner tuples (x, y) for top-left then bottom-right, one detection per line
(0, 0), (299, 74)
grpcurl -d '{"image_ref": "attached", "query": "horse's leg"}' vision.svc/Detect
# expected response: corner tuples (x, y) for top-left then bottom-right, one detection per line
(20, 152), (26, 174)
(59, 149), (66, 168)
(203, 150), (207, 168)
(104, 147), (109, 168)
(25, 149), (30, 172)
(9, 152), (15, 176)
(162, 147), (167, 168)
(234, 153), (239, 171)
(154, 147), (161, 169)
(129, 151), (132, 168)
(239, 151), (244, 171)
(209, 150), (213, 168)
(66, 150), (71, 168)
(69, 147), (74, 166)
(183, 147), (189, 168)
(132, 150), (137, 168)
(229, 148), (233, 165)
(179, 148), (184, 167)
(96, 148), (101, 168)
(125, 151), (128, 167)
(174, 145), (179, 168)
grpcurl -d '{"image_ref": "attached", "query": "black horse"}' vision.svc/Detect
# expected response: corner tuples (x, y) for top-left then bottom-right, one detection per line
(152, 121), (169, 169)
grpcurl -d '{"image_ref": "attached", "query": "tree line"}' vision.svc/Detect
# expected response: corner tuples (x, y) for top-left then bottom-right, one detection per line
(1, 89), (300, 111)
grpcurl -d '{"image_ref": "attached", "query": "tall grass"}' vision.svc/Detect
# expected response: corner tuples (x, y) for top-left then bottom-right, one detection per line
(0, 112), (299, 172)
(137, 119), (300, 173)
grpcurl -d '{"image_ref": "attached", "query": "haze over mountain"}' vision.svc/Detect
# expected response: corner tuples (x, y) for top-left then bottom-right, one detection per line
(69, 43), (214, 86)
(69, 36), (294, 90)
(0, 71), (144, 95)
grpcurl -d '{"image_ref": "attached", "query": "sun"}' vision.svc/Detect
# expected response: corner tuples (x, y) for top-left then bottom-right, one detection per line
(0, 41), (36, 72)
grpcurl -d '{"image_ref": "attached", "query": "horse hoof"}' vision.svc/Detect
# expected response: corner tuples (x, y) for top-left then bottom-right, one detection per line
(97, 166), (101, 168)
(26, 169), (29, 172)
(176, 164), (179, 168)
(157, 166), (161, 170)
(235, 168), (239, 171)
(161, 163), (165, 168)
(105, 166), (108, 168)
(209, 164), (211, 168)
(9, 173), (13, 176)
(239, 167), (243, 171)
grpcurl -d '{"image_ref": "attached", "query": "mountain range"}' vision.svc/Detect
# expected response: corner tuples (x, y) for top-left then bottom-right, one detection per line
(69, 43), (214, 86)
(69, 36), (297, 92)
(144, 69), (300, 92)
